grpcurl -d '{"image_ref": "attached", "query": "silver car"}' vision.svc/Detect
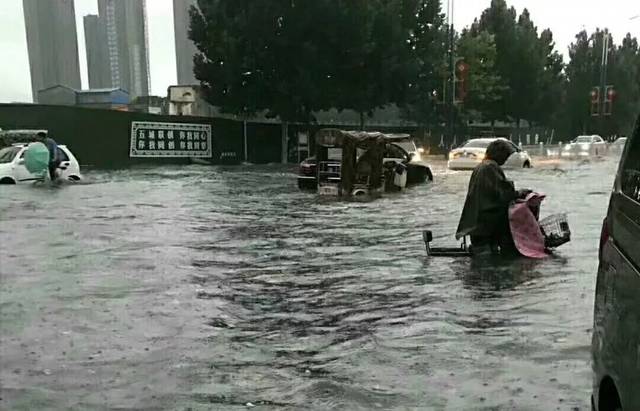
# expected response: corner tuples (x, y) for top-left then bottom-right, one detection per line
(561, 135), (607, 158)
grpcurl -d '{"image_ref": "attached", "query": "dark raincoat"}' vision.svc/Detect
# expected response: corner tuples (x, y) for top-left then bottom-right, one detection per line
(455, 159), (518, 249)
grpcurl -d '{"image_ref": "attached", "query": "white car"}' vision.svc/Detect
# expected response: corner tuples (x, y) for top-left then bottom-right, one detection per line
(561, 135), (607, 158)
(447, 138), (532, 170)
(0, 143), (82, 184)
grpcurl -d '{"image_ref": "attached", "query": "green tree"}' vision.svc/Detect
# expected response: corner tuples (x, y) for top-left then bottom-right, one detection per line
(532, 29), (565, 129)
(400, 0), (447, 126)
(477, 2), (564, 129)
(456, 29), (505, 123)
(329, 0), (430, 128)
(189, 0), (427, 129)
(510, 9), (544, 127)
(476, 0), (518, 122)
(564, 30), (599, 136)
(190, 0), (337, 123)
(608, 34), (640, 135)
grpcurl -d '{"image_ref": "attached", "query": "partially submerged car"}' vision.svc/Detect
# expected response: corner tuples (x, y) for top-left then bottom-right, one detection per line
(447, 138), (532, 170)
(0, 143), (82, 184)
(561, 135), (607, 158)
(297, 131), (432, 190)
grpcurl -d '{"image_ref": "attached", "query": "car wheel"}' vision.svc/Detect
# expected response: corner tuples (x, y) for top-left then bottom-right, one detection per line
(0, 177), (16, 184)
(425, 167), (434, 182)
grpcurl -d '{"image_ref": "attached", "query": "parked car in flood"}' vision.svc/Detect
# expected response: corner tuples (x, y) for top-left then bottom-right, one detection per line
(591, 115), (640, 411)
(447, 138), (532, 170)
(297, 136), (432, 190)
(561, 135), (607, 158)
(0, 143), (82, 184)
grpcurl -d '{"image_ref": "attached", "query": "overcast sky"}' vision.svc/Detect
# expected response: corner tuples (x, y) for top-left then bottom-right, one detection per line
(0, 0), (638, 103)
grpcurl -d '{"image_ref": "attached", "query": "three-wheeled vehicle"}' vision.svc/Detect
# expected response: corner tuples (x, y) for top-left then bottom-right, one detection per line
(298, 130), (432, 190)
(313, 129), (429, 197)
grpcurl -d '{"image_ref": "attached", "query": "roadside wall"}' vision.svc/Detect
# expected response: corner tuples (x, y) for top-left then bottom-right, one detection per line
(0, 104), (244, 167)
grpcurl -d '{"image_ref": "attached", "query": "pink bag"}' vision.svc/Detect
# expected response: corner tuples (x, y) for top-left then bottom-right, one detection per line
(509, 192), (548, 259)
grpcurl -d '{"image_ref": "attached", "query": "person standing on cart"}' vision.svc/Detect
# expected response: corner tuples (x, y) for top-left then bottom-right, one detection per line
(455, 139), (530, 255)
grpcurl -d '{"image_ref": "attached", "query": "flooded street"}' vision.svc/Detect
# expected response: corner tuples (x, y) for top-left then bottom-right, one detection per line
(0, 157), (619, 410)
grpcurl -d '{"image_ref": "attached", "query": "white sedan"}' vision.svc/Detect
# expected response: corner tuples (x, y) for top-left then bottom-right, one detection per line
(560, 135), (607, 158)
(0, 143), (82, 184)
(447, 138), (532, 170)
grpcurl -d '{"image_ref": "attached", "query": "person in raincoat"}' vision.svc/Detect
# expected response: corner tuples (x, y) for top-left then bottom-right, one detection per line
(455, 139), (530, 255)
(35, 131), (60, 181)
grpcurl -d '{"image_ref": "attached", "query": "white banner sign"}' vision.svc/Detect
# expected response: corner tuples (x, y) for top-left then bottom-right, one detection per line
(129, 121), (212, 158)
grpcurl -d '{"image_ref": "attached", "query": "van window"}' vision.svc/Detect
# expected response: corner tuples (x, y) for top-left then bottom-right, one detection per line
(621, 132), (640, 203)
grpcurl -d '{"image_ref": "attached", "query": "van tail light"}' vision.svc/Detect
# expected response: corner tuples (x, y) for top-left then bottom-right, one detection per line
(599, 217), (609, 261)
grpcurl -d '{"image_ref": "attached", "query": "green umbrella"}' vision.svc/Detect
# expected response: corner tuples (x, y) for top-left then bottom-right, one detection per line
(24, 142), (50, 175)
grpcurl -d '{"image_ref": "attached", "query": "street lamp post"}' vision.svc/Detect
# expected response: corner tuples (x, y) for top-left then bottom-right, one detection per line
(446, 0), (455, 148)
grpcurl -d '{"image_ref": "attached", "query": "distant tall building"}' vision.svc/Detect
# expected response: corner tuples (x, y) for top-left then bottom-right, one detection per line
(83, 15), (111, 89)
(96, 0), (150, 99)
(173, 0), (199, 85)
(23, 0), (82, 102)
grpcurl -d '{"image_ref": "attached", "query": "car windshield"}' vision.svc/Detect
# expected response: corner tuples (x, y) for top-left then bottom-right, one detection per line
(463, 140), (492, 149)
(575, 136), (592, 143)
(0, 146), (20, 164)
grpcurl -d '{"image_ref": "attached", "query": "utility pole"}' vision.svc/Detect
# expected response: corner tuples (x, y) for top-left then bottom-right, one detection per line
(599, 30), (610, 135)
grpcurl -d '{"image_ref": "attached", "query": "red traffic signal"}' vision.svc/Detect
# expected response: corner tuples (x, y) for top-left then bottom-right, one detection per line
(604, 85), (615, 115)
(454, 59), (469, 103)
(455, 60), (469, 82)
(605, 86), (616, 102)
(590, 87), (600, 116)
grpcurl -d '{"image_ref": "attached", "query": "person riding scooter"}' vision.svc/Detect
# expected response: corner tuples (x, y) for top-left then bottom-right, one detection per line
(455, 139), (531, 255)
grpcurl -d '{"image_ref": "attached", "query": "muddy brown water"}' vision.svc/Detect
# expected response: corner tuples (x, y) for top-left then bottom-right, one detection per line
(0, 157), (620, 410)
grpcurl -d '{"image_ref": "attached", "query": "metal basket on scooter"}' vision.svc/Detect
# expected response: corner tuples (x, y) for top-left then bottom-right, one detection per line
(539, 213), (571, 248)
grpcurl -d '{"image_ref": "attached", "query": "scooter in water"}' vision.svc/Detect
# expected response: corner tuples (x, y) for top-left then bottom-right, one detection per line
(423, 193), (571, 258)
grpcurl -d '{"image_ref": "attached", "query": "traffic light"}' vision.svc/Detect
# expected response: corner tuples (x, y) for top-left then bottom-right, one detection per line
(590, 87), (600, 116)
(454, 59), (469, 103)
(603, 85), (615, 116)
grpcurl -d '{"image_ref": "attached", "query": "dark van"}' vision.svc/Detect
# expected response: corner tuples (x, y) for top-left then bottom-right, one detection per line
(592, 113), (640, 411)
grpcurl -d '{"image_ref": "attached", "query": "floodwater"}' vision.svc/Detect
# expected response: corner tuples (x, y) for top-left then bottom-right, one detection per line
(0, 157), (620, 410)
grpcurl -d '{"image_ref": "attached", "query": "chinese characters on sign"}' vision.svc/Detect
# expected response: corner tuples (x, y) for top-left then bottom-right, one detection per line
(129, 122), (212, 158)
